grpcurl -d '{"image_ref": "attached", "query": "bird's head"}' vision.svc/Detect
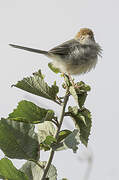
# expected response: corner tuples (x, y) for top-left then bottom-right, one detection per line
(75, 28), (95, 44)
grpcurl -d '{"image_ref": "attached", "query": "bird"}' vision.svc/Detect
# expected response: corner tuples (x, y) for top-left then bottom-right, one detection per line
(9, 28), (102, 75)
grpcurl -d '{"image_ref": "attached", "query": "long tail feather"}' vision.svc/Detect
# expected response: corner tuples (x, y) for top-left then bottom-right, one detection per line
(9, 44), (48, 55)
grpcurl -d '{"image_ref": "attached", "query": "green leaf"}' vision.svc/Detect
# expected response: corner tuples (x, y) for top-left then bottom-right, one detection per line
(38, 121), (56, 151)
(69, 106), (78, 114)
(21, 161), (57, 180)
(44, 136), (57, 145)
(76, 81), (91, 91)
(12, 69), (59, 102)
(53, 129), (80, 153)
(40, 136), (57, 151)
(62, 129), (80, 153)
(63, 74), (72, 87)
(57, 130), (72, 142)
(51, 81), (59, 97)
(38, 121), (56, 143)
(0, 118), (39, 160)
(8, 100), (54, 124)
(0, 158), (28, 180)
(33, 69), (45, 79)
(69, 86), (86, 109)
(68, 107), (92, 147)
(20, 161), (35, 180)
(69, 82), (91, 109)
(48, 62), (60, 74)
(40, 142), (50, 151)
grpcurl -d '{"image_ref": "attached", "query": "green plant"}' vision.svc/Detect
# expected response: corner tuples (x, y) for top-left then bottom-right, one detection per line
(0, 66), (92, 180)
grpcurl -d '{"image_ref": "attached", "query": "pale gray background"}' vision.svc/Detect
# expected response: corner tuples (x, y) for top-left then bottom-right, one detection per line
(0, 0), (119, 179)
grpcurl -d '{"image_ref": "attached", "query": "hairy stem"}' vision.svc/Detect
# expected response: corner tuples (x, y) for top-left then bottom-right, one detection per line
(40, 91), (69, 180)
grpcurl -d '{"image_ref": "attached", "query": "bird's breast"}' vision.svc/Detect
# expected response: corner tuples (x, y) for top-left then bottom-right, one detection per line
(52, 56), (98, 75)
(50, 43), (100, 75)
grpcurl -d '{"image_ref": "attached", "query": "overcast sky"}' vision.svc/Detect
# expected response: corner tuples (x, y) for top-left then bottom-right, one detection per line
(0, 0), (119, 179)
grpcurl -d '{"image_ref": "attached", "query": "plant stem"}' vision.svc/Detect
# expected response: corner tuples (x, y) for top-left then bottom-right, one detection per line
(54, 93), (69, 139)
(40, 91), (69, 180)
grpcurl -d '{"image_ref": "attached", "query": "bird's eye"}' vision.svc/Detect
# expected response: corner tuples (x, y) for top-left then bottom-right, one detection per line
(88, 32), (93, 36)
(89, 33), (93, 38)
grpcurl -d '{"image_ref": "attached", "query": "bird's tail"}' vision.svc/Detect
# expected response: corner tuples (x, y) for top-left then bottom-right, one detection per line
(9, 44), (48, 55)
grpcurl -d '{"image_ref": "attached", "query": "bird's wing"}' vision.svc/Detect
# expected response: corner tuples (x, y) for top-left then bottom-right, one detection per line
(49, 39), (78, 55)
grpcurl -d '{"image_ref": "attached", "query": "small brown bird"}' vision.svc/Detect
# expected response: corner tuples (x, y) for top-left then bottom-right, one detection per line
(9, 28), (102, 75)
